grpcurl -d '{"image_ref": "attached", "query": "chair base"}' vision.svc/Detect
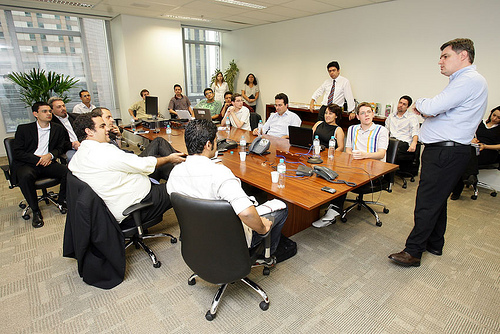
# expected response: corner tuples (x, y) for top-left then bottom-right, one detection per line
(340, 194), (389, 227)
(188, 273), (270, 321)
(124, 232), (177, 268)
(20, 189), (66, 220)
(469, 181), (498, 200)
(396, 170), (416, 189)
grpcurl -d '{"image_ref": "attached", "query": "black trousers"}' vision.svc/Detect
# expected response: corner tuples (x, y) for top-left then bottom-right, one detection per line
(17, 162), (68, 212)
(121, 183), (171, 228)
(139, 137), (177, 181)
(404, 145), (470, 258)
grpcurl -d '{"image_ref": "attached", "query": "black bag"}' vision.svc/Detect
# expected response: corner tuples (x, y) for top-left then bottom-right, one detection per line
(275, 234), (297, 263)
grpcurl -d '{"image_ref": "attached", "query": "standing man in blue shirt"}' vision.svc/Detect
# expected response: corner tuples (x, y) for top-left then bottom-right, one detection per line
(389, 38), (488, 267)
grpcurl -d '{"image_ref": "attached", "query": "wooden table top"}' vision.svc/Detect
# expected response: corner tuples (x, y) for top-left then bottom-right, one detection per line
(124, 125), (398, 211)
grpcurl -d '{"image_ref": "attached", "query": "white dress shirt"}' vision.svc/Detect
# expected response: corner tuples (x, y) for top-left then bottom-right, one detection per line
(72, 102), (95, 114)
(262, 110), (302, 138)
(55, 115), (78, 142)
(385, 111), (420, 144)
(167, 155), (254, 246)
(68, 140), (157, 222)
(34, 122), (50, 156)
(311, 75), (355, 112)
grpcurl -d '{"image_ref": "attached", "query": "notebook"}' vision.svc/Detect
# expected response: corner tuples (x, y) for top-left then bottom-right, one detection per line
(193, 108), (212, 121)
(288, 126), (314, 149)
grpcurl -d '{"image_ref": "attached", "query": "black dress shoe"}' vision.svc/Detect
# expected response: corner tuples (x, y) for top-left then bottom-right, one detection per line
(32, 210), (44, 228)
(450, 193), (460, 200)
(426, 247), (442, 256)
(388, 251), (420, 267)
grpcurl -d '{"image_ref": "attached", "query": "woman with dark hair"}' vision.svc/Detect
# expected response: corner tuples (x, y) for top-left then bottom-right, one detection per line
(242, 73), (259, 112)
(451, 106), (500, 199)
(312, 103), (345, 151)
(211, 72), (228, 104)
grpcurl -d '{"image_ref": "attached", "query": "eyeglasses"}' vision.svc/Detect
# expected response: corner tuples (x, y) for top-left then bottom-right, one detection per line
(205, 92), (213, 97)
(358, 110), (373, 116)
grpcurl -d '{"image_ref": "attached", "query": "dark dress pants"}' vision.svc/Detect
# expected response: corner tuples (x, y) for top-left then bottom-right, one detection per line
(139, 137), (177, 181)
(16, 162), (68, 212)
(250, 207), (288, 255)
(404, 145), (470, 258)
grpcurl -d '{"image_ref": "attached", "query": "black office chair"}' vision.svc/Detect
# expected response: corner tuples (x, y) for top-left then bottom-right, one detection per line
(170, 192), (273, 321)
(340, 138), (399, 227)
(249, 112), (262, 131)
(395, 141), (422, 188)
(1, 137), (66, 220)
(64, 172), (177, 289)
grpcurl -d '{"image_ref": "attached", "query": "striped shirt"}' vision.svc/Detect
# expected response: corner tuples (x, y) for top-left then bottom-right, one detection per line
(346, 123), (389, 161)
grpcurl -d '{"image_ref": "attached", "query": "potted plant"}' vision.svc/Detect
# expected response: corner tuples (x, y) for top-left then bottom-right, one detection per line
(6, 68), (79, 107)
(211, 60), (239, 92)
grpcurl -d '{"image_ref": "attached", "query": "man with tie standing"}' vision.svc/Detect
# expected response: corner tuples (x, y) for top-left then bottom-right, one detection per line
(309, 61), (356, 121)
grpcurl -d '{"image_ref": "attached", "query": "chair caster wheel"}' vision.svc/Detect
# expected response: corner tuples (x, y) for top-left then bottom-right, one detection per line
(383, 208), (389, 214)
(376, 221), (382, 227)
(153, 261), (161, 268)
(259, 301), (269, 311)
(410, 177), (415, 182)
(402, 184), (407, 189)
(22, 214), (30, 220)
(205, 311), (216, 321)
(491, 192), (497, 197)
(341, 217), (347, 223)
(188, 278), (196, 285)
(171, 237), (177, 243)
(60, 208), (67, 214)
(471, 195), (477, 200)
(263, 267), (270, 276)
(19, 203), (26, 209)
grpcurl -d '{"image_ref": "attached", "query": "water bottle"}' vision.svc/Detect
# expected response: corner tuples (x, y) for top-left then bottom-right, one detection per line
(130, 118), (136, 132)
(313, 135), (321, 157)
(226, 117), (231, 137)
(240, 135), (246, 152)
(257, 120), (263, 137)
(328, 136), (336, 160)
(277, 158), (286, 188)
(166, 124), (172, 143)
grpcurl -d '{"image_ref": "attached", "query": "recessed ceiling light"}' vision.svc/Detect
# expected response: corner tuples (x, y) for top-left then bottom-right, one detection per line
(215, 0), (266, 10)
(35, 0), (94, 8)
(162, 15), (211, 22)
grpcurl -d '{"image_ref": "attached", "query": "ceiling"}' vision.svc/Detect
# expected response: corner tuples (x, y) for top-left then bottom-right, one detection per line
(0, 0), (395, 31)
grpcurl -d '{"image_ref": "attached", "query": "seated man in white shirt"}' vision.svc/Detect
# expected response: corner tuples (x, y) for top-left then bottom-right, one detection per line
(68, 111), (185, 227)
(167, 119), (288, 255)
(252, 93), (301, 138)
(220, 93), (251, 131)
(72, 90), (95, 114)
(385, 95), (419, 154)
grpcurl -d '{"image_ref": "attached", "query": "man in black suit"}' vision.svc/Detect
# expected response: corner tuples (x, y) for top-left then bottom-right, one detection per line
(12, 102), (69, 228)
(48, 97), (78, 160)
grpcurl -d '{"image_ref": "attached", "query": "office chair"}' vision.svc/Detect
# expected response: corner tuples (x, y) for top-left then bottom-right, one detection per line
(395, 141), (421, 189)
(64, 172), (177, 289)
(170, 192), (273, 321)
(340, 138), (399, 227)
(1, 137), (66, 220)
(470, 162), (499, 200)
(249, 112), (262, 131)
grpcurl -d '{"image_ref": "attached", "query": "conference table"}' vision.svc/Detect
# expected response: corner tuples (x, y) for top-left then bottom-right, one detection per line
(124, 124), (398, 237)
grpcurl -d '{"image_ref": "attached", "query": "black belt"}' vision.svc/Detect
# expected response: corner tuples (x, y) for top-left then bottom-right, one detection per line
(425, 141), (469, 147)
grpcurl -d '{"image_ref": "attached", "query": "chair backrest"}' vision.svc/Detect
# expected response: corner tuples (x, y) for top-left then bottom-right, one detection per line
(170, 192), (252, 284)
(249, 112), (262, 130)
(3, 137), (17, 185)
(386, 138), (399, 165)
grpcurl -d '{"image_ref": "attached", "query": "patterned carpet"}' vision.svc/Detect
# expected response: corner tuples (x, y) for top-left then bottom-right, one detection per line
(0, 159), (499, 333)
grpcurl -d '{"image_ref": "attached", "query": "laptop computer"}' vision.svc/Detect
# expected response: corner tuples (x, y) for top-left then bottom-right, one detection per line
(175, 109), (192, 121)
(193, 108), (212, 121)
(288, 126), (314, 149)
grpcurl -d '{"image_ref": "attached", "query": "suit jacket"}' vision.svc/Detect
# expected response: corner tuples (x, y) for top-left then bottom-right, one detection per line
(63, 172), (126, 289)
(12, 122), (69, 179)
(51, 113), (76, 148)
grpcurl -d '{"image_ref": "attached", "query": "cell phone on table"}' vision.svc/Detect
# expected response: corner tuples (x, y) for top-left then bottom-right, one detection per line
(321, 186), (336, 194)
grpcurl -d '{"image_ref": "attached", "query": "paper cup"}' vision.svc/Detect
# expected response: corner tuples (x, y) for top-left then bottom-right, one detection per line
(271, 171), (279, 183)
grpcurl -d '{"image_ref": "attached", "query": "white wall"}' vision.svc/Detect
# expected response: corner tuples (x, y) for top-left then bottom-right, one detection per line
(110, 15), (185, 121)
(222, 0), (500, 120)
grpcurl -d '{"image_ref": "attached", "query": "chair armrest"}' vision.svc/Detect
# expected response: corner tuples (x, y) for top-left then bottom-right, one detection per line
(122, 201), (154, 216)
(1, 165), (14, 188)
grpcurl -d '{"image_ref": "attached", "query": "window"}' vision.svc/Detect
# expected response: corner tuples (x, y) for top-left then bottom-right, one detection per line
(0, 10), (117, 132)
(183, 27), (221, 103)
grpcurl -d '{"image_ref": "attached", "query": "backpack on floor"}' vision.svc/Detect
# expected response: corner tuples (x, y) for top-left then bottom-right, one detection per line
(275, 234), (297, 263)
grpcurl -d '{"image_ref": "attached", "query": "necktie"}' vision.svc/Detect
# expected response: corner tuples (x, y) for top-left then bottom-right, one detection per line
(327, 80), (336, 105)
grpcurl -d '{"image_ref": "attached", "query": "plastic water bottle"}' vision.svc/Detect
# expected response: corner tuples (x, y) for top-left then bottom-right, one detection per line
(313, 135), (321, 157)
(226, 117), (231, 137)
(257, 120), (263, 137)
(328, 136), (336, 160)
(130, 118), (136, 132)
(240, 135), (246, 152)
(277, 158), (286, 188)
(166, 124), (172, 143)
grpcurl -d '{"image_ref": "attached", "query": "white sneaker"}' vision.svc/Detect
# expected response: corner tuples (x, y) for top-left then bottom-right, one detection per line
(312, 216), (336, 228)
(322, 207), (340, 221)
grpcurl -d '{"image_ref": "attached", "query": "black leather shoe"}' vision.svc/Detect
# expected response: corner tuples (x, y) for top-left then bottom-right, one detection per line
(388, 251), (420, 267)
(450, 193), (460, 200)
(426, 247), (442, 256)
(32, 210), (44, 228)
